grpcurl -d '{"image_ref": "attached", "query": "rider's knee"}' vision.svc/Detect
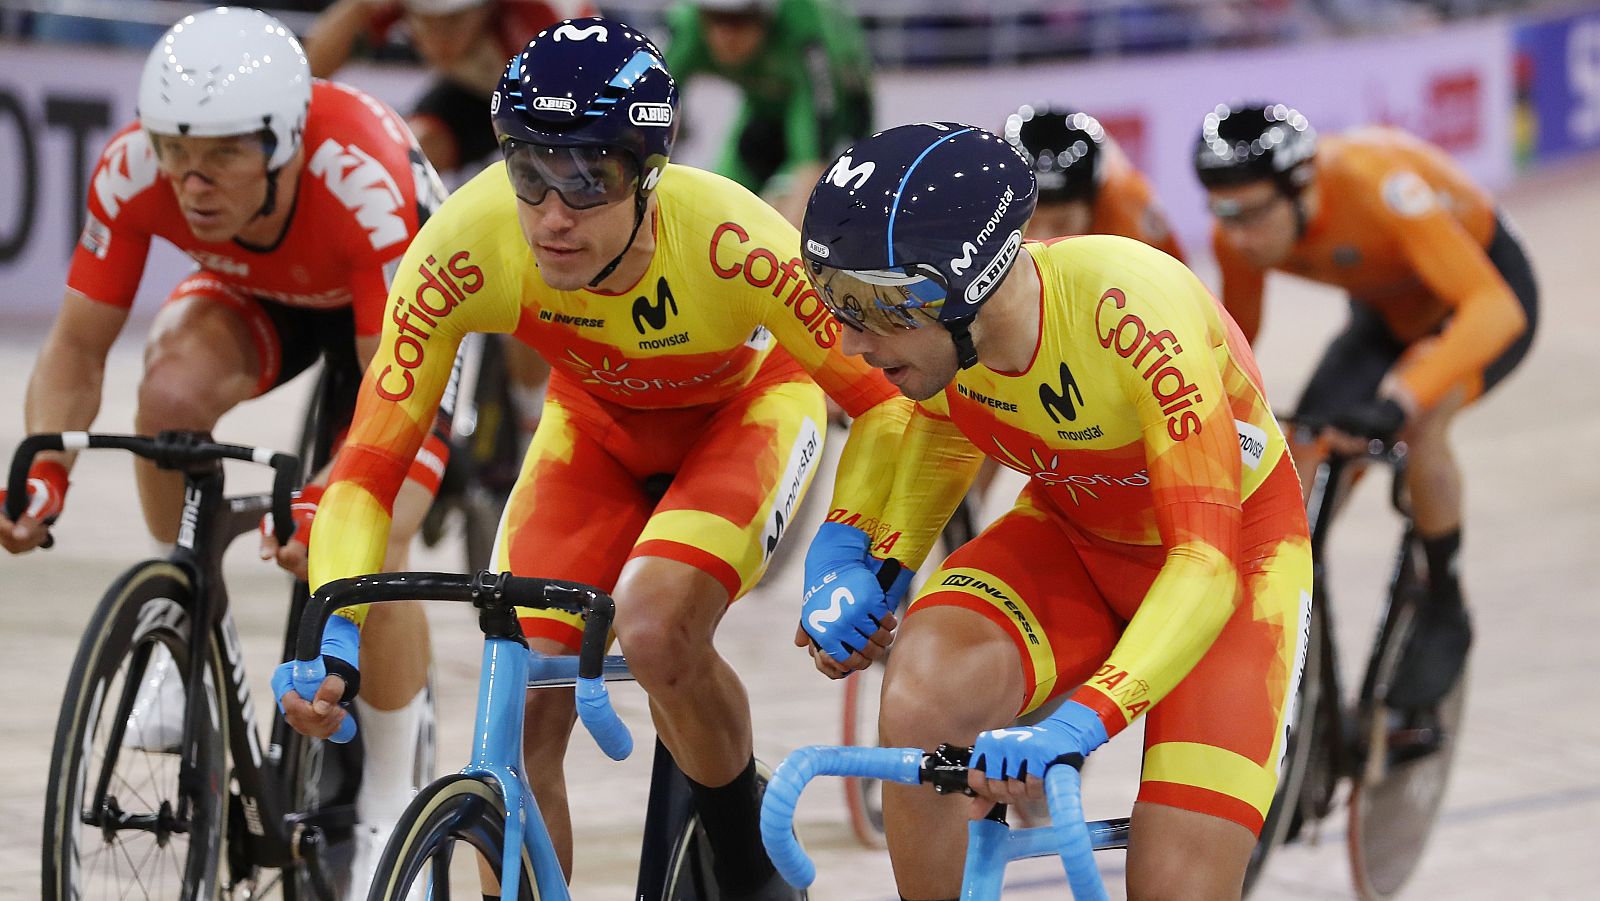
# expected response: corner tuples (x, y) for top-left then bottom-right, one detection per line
(613, 606), (699, 693)
(136, 367), (226, 430)
(878, 659), (995, 750)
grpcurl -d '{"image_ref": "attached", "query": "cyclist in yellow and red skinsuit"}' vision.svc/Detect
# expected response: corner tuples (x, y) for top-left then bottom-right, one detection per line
(795, 123), (1311, 901)
(277, 19), (903, 900)
(1194, 102), (1537, 711)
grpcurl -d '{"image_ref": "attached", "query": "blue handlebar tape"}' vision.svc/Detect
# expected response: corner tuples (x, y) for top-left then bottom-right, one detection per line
(1044, 765), (1109, 901)
(575, 675), (633, 761)
(762, 745), (923, 888)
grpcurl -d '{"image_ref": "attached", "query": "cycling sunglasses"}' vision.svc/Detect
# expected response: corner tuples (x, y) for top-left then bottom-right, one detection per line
(501, 140), (640, 210)
(805, 260), (949, 335)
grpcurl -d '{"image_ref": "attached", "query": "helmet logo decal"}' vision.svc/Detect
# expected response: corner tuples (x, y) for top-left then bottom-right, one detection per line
(552, 22), (608, 42)
(533, 96), (578, 113)
(806, 239), (830, 259)
(826, 154), (875, 190)
(629, 102), (674, 127)
(490, 91), (501, 114)
(964, 229), (1021, 303)
(642, 167), (663, 192)
(950, 184), (1016, 275)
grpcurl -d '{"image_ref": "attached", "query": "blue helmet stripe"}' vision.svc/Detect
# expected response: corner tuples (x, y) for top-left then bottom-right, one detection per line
(886, 127), (974, 267)
(609, 50), (661, 90)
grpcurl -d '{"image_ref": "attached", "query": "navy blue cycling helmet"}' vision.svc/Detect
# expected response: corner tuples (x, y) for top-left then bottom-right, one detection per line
(803, 122), (1036, 367)
(493, 17), (678, 284)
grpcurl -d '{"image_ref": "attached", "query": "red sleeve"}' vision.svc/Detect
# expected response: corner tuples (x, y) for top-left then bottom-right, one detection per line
(66, 126), (163, 307)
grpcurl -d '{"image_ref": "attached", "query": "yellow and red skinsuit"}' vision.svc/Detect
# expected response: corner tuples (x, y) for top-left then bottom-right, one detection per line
(1092, 146), (1187, 263)
(833, 236), (1312, 834)
(310, 163), (906, 634)
(1214, 127), (1527, 407)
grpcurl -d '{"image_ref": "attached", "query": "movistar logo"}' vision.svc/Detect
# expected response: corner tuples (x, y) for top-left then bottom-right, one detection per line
(826, 154), (875, 190)
(631, 277), (678, 334)
(1039, 362), (1085, 424)
(950, 185), (1016, 275)
(807, 586), (854, 633)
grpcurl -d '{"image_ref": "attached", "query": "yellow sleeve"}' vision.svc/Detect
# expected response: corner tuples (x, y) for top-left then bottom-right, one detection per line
(829, 392), (983, 569)
(309, 168), (524, 620)
(1069, 276), (1245, 737)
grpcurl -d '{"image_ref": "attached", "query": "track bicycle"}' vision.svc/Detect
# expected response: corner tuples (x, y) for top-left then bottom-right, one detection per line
(292, 569), (793, 900)
(763, 743), (1127, 900)
(10, 430), (419, 900)
(1242, 429), (1469, 899)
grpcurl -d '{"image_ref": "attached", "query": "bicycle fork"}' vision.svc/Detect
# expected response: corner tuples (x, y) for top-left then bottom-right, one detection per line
(468, 637), (570, 899)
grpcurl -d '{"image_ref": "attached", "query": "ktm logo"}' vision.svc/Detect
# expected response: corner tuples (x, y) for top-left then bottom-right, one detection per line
(631, 277), (678, 334)
(1039, 363), (1085, 423)
(93, 131), (160, 219)
(826, 154), (874, 189)
(307, 139), (407, 249)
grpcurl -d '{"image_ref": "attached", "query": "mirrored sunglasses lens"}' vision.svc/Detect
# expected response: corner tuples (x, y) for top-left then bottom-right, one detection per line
(505, 143), (636, 209)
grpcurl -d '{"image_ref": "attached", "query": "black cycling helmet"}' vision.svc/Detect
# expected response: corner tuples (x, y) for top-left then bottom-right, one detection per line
(1193, 101), (1317, 196)
(1004, 105), (1107, 204)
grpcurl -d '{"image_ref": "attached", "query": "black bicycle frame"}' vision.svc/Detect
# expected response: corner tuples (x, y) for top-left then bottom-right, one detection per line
(1300, 440), (1419, 776)
(7, 433), (337, 879)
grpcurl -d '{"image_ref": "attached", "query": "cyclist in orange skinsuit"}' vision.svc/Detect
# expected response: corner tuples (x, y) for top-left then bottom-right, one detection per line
(1194, 102), (1538, 710)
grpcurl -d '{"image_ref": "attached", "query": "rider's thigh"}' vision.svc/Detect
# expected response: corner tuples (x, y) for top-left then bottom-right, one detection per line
(523, 635), (580, 754)
(138, 289), (264, 427)
(1125, 801), (1255, 901)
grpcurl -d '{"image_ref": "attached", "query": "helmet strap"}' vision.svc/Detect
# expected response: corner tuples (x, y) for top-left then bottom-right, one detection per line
(588, 190), (649, 289)
(943, 318), (980, 370)
(257, 165), (281, 219)
(255, 131), (283, 219)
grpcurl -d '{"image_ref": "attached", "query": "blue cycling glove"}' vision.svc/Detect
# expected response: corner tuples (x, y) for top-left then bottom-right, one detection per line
(801, 522), (913, 661)
(972, 700), (1109, 782)
(272, 615), (361, 743)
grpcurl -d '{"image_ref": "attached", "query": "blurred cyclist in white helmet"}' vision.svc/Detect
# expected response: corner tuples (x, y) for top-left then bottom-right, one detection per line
(0, 8), (449, 895)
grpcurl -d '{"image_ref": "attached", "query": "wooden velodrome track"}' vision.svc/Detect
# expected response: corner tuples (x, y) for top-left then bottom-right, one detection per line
(1, 158), (1596, 899)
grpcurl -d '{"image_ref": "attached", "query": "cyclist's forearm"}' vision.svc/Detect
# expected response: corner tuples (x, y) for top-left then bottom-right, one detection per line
(23, 339), (107, 470)
(303, 0), (377, 78)
(1072, 538), (1238, 737)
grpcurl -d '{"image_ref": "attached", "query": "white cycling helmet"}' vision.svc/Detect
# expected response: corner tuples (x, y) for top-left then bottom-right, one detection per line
(137, 7), (311, 171)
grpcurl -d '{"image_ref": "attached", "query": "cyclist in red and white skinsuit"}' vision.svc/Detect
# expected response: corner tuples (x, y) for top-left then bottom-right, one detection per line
(0, 8), (445, 887)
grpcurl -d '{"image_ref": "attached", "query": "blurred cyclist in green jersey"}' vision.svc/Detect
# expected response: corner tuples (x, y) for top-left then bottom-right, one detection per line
(665, 0), (874, 225)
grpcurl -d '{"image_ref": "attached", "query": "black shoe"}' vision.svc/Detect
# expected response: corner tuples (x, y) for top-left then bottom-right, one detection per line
(1384, 592), (1472, 710)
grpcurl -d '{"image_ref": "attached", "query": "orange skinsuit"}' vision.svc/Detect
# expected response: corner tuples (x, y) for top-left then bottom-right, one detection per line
(829, 236), (1312, 834)
(308, 162), (906, 643)
(1213, 127), (1528, 408)
(1091, 146), (1186, 262)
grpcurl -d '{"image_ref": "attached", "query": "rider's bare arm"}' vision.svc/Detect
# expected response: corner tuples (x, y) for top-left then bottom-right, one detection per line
(25, 291), (130, 470)
(302, 0), (388, 78)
